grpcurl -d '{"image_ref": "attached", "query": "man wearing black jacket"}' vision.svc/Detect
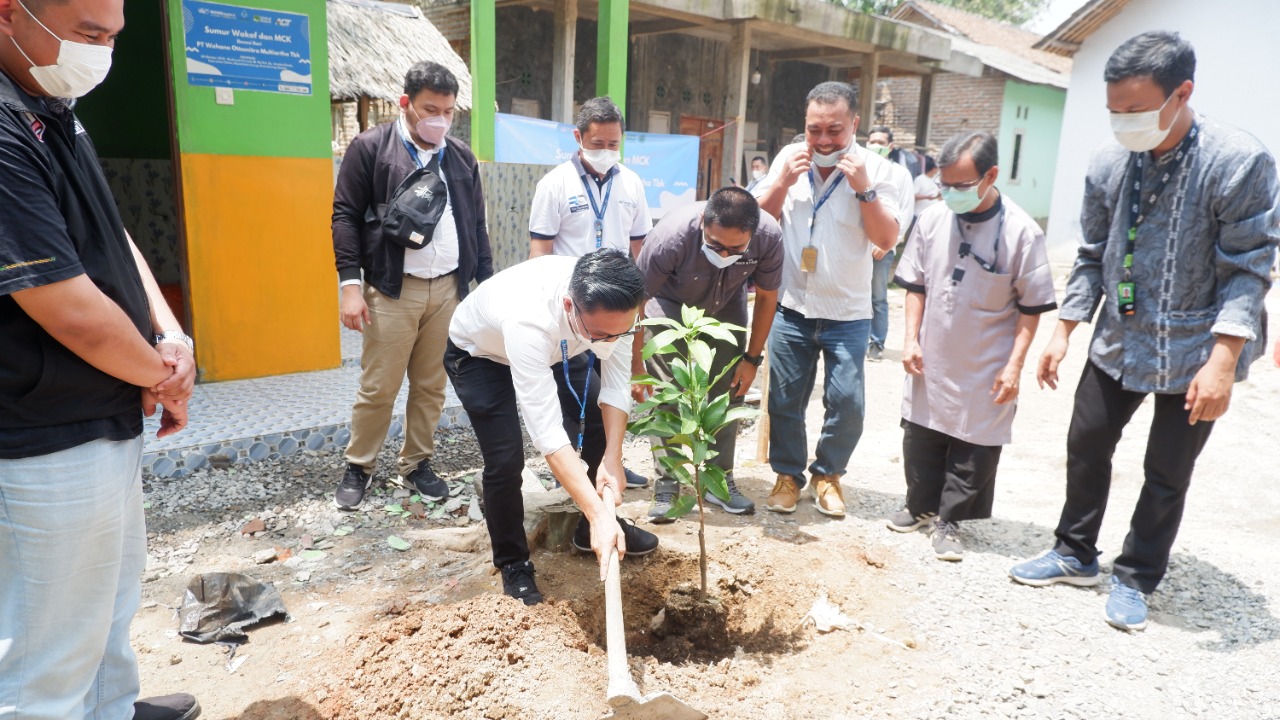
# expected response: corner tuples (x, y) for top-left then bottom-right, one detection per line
(332, 61), (492, 510)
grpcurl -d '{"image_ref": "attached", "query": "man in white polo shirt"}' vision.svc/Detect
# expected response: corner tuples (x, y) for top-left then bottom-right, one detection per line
(752, 81), (910, 518)
(528, 96), (653, 489)
(445, 250), (659, 606)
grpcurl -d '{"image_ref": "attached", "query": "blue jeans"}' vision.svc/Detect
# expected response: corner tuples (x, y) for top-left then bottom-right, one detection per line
(767, 307), (870, 483)
(0, 437), (146, 719)
(870, 250), (893, 348)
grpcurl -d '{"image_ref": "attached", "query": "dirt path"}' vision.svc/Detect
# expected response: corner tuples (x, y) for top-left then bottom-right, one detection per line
(133, 291), (1280, 720)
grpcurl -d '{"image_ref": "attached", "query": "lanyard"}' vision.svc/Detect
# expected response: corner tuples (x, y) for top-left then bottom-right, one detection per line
(400, 134), (445, 172)
(559, 340), (593, 455)
(952, 204), (1006, 282)
(806, 169), (842, 242)
(580, 172), (615, 250)
(1123, 122), (1198, 281)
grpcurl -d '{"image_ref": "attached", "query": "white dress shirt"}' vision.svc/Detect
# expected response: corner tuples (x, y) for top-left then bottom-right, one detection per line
(751, 142), (911, 321)
(448, 256), (633, 456)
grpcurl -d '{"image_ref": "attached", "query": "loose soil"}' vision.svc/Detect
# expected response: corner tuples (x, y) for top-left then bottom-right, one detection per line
(131, 291), (1280, 719)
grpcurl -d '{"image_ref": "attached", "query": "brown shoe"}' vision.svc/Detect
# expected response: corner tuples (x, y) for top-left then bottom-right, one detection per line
(812, 474), (846, 517)
(766, 474), (801, 513)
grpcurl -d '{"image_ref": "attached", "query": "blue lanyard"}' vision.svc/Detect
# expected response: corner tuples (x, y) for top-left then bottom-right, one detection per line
(401, 134), (445, 171)
(806, 169), (842, 240)
(559, 340), (593, 455)
(580, 172), (615, 249)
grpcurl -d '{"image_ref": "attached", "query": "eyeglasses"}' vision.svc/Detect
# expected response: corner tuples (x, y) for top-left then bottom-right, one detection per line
(573, 302), (638, 342)
(937, 177), (984, 191)
(703, 231), (750, 256)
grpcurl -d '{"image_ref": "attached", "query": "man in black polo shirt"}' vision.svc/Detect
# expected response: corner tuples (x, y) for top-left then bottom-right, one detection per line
(0, 0), (199, 718)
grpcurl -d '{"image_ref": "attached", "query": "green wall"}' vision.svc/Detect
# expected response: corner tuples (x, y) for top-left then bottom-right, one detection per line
(76, 0), (170, 159)
(997, 80), (1066, 221)
(166, 0), (331, 159)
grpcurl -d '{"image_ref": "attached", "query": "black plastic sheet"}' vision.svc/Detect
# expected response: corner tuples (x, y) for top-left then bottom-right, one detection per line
(178, 572), (289, 644)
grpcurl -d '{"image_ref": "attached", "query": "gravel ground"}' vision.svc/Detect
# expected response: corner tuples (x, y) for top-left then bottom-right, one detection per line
(133, 294), (1280, 719)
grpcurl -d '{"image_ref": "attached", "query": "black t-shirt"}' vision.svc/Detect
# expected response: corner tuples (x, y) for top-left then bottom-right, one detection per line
(0, 73), (150, 459)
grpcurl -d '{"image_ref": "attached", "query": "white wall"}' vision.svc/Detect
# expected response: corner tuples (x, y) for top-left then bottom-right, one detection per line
(1045, 0), (1280, 264)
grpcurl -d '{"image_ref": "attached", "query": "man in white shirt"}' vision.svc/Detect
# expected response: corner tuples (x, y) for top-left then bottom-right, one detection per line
(445, 250), (659, 605)
(527, 96), (654, 490)
(332, 62), (492, 510)
(752, 81), (905, 518)
(865, 126), (916, 362)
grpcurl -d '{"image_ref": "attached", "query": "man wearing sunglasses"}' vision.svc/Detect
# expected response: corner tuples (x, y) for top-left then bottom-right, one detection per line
(889, 130), (1057, 562)
(631, 187), (784, 521)
(1009, 32), (1278, 632)
(445, 250), (659, 606)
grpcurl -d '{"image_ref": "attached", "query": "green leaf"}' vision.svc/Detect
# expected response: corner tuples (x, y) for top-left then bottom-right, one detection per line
(384, 503), (406, 516)
(300, 550), (327, 561)
(657, 455), (694, 485)
(700, 465), (731, 503)
(409, 495), (421, 504)
(666, 495), (697, 519)
(640, 316), (682, 330)
(701, 393), (730, 431)
(698, 324), (738, 344)
(688, 340), (713, 371)
(671, 359), (692, 390)
(386, 535), (411, 551)
(680, 304), (705, 327)
(333, 526), (354, 536)
(691, 439), (710, 465)
(643, 328), (684, 360)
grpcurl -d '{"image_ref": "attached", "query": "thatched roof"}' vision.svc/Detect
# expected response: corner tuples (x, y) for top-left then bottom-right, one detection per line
(327, 0), (472, 110)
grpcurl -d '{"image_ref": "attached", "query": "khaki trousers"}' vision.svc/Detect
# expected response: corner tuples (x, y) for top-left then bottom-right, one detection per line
(346, 275), (458, 477)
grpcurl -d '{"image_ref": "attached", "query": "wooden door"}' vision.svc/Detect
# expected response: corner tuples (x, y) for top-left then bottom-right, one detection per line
(679, 115), (724, 200)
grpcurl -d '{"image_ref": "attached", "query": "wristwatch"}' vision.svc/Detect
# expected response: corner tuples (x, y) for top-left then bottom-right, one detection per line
(155, 330), (195, 352)
(855, 188), (878, 203)
(741, 353), (763, 367)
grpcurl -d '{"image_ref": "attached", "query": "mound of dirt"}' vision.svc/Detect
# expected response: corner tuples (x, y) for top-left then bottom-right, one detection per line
(316, 595), (607, 720)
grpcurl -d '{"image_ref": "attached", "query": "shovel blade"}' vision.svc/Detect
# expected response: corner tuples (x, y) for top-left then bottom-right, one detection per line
(605, 692), (707, 720)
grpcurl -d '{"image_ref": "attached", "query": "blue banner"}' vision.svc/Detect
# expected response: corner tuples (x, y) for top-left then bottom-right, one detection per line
(182, 0), (312, 95)
(494, 113), (698, 217)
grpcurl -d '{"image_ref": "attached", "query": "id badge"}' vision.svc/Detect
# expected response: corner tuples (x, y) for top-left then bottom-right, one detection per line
(801, 246), (819, 273)
(1117, 281), (1136, 315)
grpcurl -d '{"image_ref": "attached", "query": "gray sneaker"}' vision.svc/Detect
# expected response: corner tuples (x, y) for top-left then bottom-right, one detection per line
(887, 508), (936, 533)
(867, 342), (885, 362)
(703, 474), (756, 515)
(648, 478), (680, 524)
(930, 518), (964, 561)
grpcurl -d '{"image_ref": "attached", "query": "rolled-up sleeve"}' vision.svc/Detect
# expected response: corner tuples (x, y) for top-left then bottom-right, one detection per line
(1013, 226), (1059, 315)
(504, 319), (571, 456)
(1059, 151), (1115, 323)
(1210, 151), (1279, 339)
(893, 215), (928, 295)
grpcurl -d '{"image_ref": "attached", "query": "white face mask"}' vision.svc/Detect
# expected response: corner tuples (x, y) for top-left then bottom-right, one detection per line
(702, 244), (741, 269)
(580, 146), (620, 174)
(1110, 94), (1178, 153)
(567, 304), (623, 359)
(811, 146), (846, 168)
(11, 0), (113, 99)
(751, 169), (765, 181)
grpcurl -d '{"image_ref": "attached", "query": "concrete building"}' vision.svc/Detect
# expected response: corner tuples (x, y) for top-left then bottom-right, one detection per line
(884, 0), (1072, 222)
(1037, 0), (1280, 254)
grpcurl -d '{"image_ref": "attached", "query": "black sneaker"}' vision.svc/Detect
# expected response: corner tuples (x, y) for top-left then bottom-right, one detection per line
(573, 515), (659, 557)
(134, 693), (201, 720)
(396, 459), (448, 499)
(624, 467), (650, 489)
(702, 473), (755, 515)
(500, 560), (543, 606)
(647, 478), (680, 524)
(333, 463), (372, 511)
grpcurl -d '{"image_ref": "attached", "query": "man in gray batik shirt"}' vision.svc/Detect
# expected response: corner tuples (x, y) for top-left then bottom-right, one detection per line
(1010, 31), (1279, 632)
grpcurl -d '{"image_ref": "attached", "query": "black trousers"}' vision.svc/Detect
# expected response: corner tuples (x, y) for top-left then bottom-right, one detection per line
(902, 420), (1002, 523)
(445, 342), (605, 568)
(1053, 361), (1215, 593)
